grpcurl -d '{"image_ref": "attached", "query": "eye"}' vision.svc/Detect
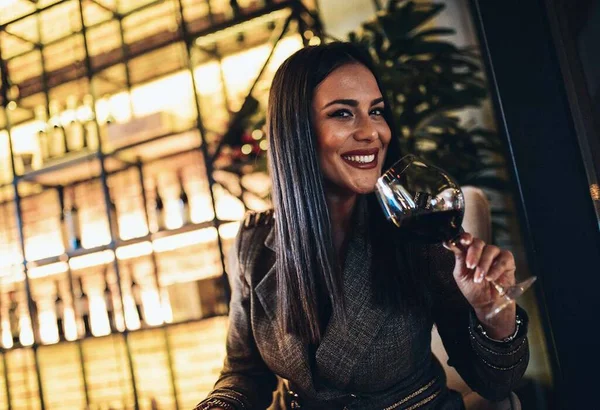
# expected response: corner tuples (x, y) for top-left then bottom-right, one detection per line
(370, 106), (385, 116)
(328, 109), (353, 118)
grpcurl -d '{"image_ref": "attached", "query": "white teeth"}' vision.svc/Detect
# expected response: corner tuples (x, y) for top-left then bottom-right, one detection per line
(343, 154), (375, 164)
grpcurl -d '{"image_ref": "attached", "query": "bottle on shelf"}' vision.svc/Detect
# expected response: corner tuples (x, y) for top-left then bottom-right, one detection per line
(109, 191), (120, 241)
(75, 277), (92, 338)
(81, 94), (95, 149)
(7, 290), (20, 347)
(62, 190), (83, 251)
(48, 99), (68, 158)
(153, 180), (166, 232)
(30, 297), (41, 344)
(103, 268), (118, 333)
(65, 95), (85, 152)
(105, 103), (116, 125)
(229, 0), (242, 18)
(130, 276), (144, 327)
(34, 105), (50, 164)
(54, 280), (66, 341)
(176, 170), (191, 226)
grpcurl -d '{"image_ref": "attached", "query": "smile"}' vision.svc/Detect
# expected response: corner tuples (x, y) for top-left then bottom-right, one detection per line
(340, 149), (379, 169)
(343, 154), (375, 164)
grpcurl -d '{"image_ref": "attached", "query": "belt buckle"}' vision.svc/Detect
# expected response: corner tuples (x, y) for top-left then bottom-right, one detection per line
(288, 390), (301, 409)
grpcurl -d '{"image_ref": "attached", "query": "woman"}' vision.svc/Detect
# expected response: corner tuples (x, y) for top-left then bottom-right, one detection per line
(196, 42), (529, 410)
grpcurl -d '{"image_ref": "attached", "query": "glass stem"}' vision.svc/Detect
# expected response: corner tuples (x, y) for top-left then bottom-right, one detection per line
(490, 280), (506, 296)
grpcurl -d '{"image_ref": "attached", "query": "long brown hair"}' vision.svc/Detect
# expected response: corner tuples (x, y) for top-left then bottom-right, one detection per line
(267, 42), (406, 344)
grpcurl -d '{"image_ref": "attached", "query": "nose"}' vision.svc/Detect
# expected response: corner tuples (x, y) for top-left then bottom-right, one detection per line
(354, 115), (378, 142)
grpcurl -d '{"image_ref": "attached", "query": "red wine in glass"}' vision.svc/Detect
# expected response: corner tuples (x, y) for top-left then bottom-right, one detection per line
(375, 154), (537, 319)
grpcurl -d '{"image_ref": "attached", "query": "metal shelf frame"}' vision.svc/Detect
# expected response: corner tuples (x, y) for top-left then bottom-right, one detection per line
(0, 1), (323, 409)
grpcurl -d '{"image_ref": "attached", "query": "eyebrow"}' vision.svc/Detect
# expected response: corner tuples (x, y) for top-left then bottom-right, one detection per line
(322, 97), (384, 109)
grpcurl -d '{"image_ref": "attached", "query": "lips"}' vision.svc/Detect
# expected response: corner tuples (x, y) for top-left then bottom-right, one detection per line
(341, 148), (379, 169)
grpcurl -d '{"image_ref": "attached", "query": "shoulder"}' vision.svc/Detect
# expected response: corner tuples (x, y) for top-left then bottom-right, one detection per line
(235, 209), (276, 273)
(242, 209), (275, 229)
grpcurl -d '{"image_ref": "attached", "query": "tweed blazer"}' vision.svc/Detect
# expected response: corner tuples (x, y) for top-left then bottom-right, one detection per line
(197, 201), (530, 410)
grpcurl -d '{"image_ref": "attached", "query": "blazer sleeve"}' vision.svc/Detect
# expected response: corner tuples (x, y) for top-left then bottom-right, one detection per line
(195, 225), (278, 410)
(427, 244), (530, 402)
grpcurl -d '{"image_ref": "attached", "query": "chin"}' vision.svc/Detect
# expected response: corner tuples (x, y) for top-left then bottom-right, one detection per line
(352, 183), (377, 195)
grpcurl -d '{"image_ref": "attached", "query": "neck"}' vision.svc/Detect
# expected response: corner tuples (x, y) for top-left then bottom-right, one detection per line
(325, 190), (357, 262)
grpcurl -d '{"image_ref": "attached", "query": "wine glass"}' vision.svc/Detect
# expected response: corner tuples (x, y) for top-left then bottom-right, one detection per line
(375, 154), (537, 320)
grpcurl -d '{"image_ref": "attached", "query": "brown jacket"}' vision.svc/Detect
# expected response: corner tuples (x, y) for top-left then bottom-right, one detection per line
(197, 203), (529, 410)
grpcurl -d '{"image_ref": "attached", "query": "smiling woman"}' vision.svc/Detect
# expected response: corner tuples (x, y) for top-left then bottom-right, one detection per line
(195, 42), (531, 410)
(313, 63), (391, 195)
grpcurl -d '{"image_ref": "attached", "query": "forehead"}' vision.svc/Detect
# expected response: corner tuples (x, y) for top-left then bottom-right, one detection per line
(314, 63), (381, 101)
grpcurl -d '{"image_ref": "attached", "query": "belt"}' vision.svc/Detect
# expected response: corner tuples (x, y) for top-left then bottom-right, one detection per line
(285, 377), (441, 410)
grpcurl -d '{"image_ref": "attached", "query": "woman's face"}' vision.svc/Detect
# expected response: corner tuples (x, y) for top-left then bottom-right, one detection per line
(312, 63), (392, 196)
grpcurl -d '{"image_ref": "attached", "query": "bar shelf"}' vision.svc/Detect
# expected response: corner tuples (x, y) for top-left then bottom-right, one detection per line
(0, 0), (320, 408)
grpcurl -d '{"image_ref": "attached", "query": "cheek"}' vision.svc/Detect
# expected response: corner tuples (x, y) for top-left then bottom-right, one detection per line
(317, 125), (344, 158)
(380, 123), (392, 145)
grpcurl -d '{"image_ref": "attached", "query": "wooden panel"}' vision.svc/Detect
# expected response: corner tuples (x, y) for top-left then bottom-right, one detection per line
(129, 327), (175, 409)
(168, 317), (228, 409)
(38, 343), (86, 410)
(5, 348), (42, 410)
(82, 334), (134, 409)
(0, 355), (8, 410)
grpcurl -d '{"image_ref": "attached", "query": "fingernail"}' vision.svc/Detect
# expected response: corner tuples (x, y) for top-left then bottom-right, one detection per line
(467, 262), (475, 269)
(474, 274), (482, 284)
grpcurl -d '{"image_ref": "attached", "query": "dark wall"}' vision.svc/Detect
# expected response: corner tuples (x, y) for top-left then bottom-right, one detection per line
(469, 0), (600, 409)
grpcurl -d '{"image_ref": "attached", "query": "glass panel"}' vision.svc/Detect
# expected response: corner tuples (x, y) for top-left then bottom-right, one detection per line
(6, 346), (42, 410)
(7, 49), (43, 100)
(1, 21), (37, 60)
(87, 20), (123, 71)
(0, 1), (36, 26)
(38, 343), (86, 409)
(192, 53), (230, 144)
(143, 151), (213, 227)
(75, 181), (112, 250)
(169, 317), (228, 408)
(128, 42), (188, 86)
(129, 327), (176, 409)
(83, 334), (134, 408)
(21, 189), (63, 262)
(82, 0), (115, 27)
(0, 199), (21, 275)
(8, 113), (43, 175)
(43, 34), (86, 80)
(157, 229), (224, 323)
(0, 355), (6, 409)
(38, 0), (82, 45)
(92, 64), (128, 100)
(117, 258), (163, 328)
(0, 131), (12, 183)
(108, 168), (149, 241)
(181, 0), (212, 31)
(117, 0), (160, 15)
(122, 1), (178, 49)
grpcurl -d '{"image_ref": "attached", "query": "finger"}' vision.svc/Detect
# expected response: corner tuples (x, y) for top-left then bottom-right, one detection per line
(486, 250), (516, 283)
(466, 238), (485, 273)
(458, 232), (473, 247)
(475, 245), (501, 283)
(443, 232), (473, 253)
(443, 231), (472, 258)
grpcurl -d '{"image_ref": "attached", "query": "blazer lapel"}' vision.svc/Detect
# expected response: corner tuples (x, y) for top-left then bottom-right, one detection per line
(256, 199), (391, 393)
(255, 226), (315, 394)
(315, 198), (391, 389)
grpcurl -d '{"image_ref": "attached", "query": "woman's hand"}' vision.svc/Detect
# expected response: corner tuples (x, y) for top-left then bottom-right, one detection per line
(444, 231), (517, 339)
